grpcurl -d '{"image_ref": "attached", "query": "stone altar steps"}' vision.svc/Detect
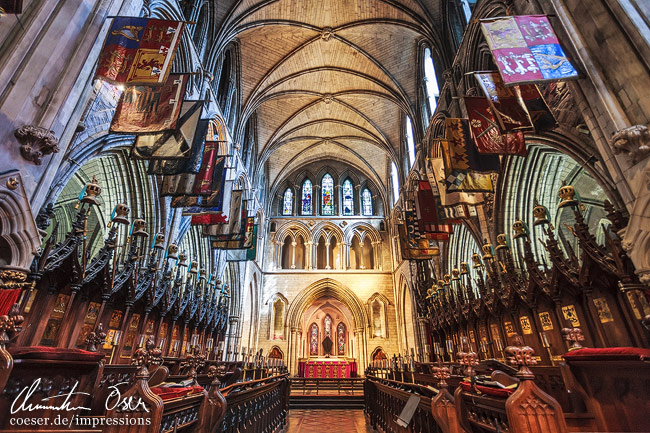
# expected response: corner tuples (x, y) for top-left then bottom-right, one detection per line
(289, 394), (365, 409)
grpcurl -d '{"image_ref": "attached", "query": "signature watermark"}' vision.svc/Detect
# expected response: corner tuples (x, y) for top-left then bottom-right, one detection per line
(7, 378), (152, 428)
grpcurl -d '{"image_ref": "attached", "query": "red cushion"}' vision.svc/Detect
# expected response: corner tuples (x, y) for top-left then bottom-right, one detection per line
(475, 384), (515, 398)
(563, 347), (650, 361)
(9, 346), (104, 362)
(460, 381), (515, 398)
(150, 385), (203, 401)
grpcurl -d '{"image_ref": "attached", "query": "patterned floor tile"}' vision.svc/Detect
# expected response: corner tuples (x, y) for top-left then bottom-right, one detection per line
(286, 409), (374, 433)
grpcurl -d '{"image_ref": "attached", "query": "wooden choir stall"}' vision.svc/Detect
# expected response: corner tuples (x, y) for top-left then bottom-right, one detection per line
(364, 183), (650, 433)
(0, 179), (289, 432)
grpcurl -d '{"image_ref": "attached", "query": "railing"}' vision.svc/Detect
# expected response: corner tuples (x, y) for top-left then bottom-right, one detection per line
(217, 373), (290, 433)
(290, 377), (365, 395)
(365, 376), (442, 433)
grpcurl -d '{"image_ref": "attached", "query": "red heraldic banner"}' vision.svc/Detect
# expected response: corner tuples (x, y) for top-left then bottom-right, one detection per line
(474, 72), (532, 133)
(481, 15), (578, 85)
(464, 96), (526, 156)
(111, 74), (188, 132)
(97, 17), (184, 85)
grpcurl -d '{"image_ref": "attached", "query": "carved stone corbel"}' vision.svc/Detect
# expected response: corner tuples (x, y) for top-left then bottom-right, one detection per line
(13, 125), (59, 165)
(611, 124), (650, 164)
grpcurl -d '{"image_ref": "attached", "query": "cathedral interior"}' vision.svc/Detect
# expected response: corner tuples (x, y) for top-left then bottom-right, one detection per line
(0, 0), (649, 432)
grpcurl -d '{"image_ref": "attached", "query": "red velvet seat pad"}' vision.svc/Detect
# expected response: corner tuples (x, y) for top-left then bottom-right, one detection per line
(150, 385), (204, 401)
(9, 346), (104, 362)
(563, 347), (650, 361)
(460, 381), (515, 398)
(475, 384), (515, 398)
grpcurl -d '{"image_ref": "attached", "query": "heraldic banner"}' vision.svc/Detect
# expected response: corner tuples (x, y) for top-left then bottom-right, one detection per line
(480, 15), (578, 85)
(111, 74), (188, 133)
(97, 17), (184, 85)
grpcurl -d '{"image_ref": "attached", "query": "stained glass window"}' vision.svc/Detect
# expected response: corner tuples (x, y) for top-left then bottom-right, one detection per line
(282, 188), (293, 215)
(324, 315), (332, 337)
(321, 174), (334, 215)
(342, 179), (354, 216)
(362, 188), (372, 216)
(310, 323), (318, 356)
(302, 179), (313, 215)
(337, 322), (346, 355)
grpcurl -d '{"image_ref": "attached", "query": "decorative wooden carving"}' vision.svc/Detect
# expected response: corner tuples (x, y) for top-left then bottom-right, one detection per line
(104, 340), (164, 433)
(505, 341), (568, 433)
(431, 365), (463, 433)
(85, 322), (106, 352)
(198, 365), (228, 432)
(562, 327), (585, 351)
(0, 304), (23, 391)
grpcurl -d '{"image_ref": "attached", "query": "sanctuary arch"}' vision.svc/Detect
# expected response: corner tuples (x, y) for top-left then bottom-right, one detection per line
(285, 278), (369, 376)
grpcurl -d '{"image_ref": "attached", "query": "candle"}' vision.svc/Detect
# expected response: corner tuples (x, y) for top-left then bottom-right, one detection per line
(540, 332), (551, 348)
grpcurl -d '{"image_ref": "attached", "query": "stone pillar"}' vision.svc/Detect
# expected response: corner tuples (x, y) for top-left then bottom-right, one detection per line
(354, 328), (365, 371)
(272, 240), (278, 270)
(325, 241), (331, 270)
(290, 327), (300, 376)
(359, 241), (366, 269)
(291, 240), (297, 269)
(372, 241), (381, 270)
(305, 241), (313, 269)
(416, 317), (430, 362)
(225, 316), (240, 361)
(343, 242), (349, 269)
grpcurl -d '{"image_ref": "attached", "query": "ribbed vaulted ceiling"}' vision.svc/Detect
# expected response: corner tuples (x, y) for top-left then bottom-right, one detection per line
(214, 0), (444, 194)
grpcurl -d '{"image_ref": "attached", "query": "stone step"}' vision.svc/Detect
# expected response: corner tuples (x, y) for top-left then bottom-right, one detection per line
(289, 395), (365, 409)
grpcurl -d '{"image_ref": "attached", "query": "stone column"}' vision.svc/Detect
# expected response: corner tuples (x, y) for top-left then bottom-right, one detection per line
(305, 241), (313, 269)
(325, 241), (331, 270)
(416, 317), (430, 362)
(290, 327), (300, 376)
(291, 240), (297, 269)
(354, 328), (365, 371)
(225, 316), (240, 361)
(372, 241), (381, 270)
(272, 240), (278, 269)
(359, 241), (366, 269)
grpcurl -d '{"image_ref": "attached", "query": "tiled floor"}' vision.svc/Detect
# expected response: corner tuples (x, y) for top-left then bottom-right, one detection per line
(286, 409), (375, 433)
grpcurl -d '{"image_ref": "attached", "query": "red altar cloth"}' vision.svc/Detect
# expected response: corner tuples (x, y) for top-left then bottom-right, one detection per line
(299, 359), (356, 378)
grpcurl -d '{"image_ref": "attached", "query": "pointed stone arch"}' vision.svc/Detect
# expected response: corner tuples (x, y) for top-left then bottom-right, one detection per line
(0, 171), (41, 276)
(285, 278), (370, 373)
(266, 293), (289, 341)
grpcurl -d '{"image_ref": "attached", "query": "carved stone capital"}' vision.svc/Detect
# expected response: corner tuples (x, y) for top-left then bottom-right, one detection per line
(14, 125), (59, 165)
(611, 124), (650, 164)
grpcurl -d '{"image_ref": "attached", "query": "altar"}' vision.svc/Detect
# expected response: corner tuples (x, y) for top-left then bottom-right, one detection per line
(298, 357), (358, 378)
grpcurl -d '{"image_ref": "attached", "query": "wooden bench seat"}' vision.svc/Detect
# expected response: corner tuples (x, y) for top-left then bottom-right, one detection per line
(0, 347), (104, 431)
(365, 376), (442, 433)
(563, 346), (650, 432)
(454, 343), (568, 433)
